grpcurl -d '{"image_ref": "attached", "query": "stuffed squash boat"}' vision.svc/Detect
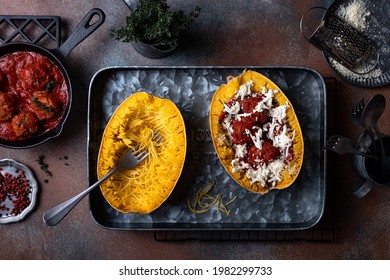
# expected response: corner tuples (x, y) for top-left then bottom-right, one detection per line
(210, 70), (304, 194)
(97, 92), (186, 214)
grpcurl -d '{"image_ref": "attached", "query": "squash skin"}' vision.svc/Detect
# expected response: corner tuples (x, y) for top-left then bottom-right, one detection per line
(97, 92), (186, 214)
(209, 70), (304, 194)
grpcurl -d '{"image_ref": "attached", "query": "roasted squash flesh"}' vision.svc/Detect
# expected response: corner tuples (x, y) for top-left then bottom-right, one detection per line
(97, 92), (186, 214)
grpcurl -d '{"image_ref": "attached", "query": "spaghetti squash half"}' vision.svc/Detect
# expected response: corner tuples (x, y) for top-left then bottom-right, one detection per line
(210, 70), (304, 194)
(97, 92), (186, 214)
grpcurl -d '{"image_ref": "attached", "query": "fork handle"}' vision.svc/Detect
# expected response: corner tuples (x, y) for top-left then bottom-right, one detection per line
(355, 150), (379, 160)
(43, 166), (119, 226)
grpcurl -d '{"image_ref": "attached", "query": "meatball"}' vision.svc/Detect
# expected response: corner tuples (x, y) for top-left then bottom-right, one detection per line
(230, 116), (256, 145)
(248, 140), (281, 167)
(11, 112), (39, 138)
(0, 92), (16, 121)
(31, 91), (58, 120)
(18, 56), (52, 91)
(242, 96), (262, 113)
(230, 112), (268, 145)
(0, 70), (4, 84)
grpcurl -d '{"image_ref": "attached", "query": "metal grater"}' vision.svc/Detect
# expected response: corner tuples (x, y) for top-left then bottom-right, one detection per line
(301, 7), (379, 74)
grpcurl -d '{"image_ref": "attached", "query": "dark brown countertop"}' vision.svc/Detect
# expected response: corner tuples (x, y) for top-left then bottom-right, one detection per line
(1, 0), (390, 259)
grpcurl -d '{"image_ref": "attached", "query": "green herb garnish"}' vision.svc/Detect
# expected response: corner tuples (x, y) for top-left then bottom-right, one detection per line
(32, 96), (53, 113)
(45, 78), (55, 93)
(36, 155), (53, 178)
(111, 0), (200, 46)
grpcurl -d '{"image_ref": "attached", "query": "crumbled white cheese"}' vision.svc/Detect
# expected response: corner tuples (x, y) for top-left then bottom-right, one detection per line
(223, 101), (240, 114)
(246, 165), (269, 186)
(234, 144), (247, 158)
(236, 113), (252, 121)
(221, 79), (296, 187)
(269, 102), (289, 123)
(222, 115), (233, 134)
(274, 127), (295, 158)
(265, 118), (277, 140)
(232, 158), (250, 173)
(248, 127), (263, 149)
(235, 80), (253, 99)
(254, 88), (274, 112)
(246, 159), (285, 187)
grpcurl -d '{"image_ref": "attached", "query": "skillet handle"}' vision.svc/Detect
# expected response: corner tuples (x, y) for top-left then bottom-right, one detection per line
(55, 8), (105, 60)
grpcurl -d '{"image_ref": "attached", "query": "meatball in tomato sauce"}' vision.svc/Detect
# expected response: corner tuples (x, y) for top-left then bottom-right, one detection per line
(18, 54), (54, 91)
(31, 91), (58, 120)
(248, 140), (281, 167)
(11, 112), (39, 138)
(0, 92), (16, 121)
(0, 51), (69, 142)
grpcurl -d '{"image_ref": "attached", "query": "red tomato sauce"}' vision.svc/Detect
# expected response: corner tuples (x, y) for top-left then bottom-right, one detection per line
(0, 51), (68, 141)
(219, 94), (287, 169)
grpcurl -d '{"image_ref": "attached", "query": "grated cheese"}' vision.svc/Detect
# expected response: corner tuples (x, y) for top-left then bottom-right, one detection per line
(336, 0), (370, 31)
(234, 144), (247, 158)
(248, 127), (263, 149)
(236, 80), (253, 99)
(246, 159), (285, 187)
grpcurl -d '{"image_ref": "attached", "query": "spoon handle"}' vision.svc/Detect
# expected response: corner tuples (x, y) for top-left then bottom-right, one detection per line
(42, 166), (119, 226)
(355, 150), (379, 160)
(370, 126), (389, 180)
(366, 128), (378, 154)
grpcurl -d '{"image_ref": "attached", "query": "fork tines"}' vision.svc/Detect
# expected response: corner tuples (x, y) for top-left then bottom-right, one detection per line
(325, 135), (341, 148)
(133, 149), (149, 161)
(352, 97), (365, 116)
(152, 130), (165, 144)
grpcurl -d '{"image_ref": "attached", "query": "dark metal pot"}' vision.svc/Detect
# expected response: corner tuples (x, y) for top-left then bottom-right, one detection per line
(123, 0), (177, 59)
(130, 40), (177, 59)
(0, 8), (105, 149)
(352, 132), (390, 197)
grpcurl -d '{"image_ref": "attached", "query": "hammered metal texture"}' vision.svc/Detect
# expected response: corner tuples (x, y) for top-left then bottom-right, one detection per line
(87, 66), (326, 230)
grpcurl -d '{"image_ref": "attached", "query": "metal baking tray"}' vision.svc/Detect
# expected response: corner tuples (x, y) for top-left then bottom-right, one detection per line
(87, 66), (327, 231)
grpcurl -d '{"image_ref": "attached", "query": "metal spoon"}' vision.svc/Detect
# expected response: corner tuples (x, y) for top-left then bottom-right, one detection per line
(360, 94), (388, 180)
(361, 94), (386, 133)
(352, 97), (377, 153)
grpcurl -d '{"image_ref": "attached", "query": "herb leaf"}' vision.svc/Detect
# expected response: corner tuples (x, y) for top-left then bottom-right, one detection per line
(36, 155), (53, 178)
(45, 78), (55, 93)
(32, 96), (53, 113)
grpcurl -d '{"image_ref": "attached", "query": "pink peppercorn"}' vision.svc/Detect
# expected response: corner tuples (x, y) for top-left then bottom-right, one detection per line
(0, 168), (32, 217)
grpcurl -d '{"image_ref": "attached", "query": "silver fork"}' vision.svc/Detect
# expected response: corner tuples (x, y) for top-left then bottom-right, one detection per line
(352, 97), (365, 127)
(43, 130), (165, 226)
(325, 135), (378, 159)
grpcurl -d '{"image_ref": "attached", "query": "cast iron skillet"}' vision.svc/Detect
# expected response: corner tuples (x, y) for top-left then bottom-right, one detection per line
(0, 8), (105, 149)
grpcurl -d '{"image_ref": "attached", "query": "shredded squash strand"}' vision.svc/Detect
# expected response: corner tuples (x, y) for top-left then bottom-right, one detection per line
(187, 180), (237, 216)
